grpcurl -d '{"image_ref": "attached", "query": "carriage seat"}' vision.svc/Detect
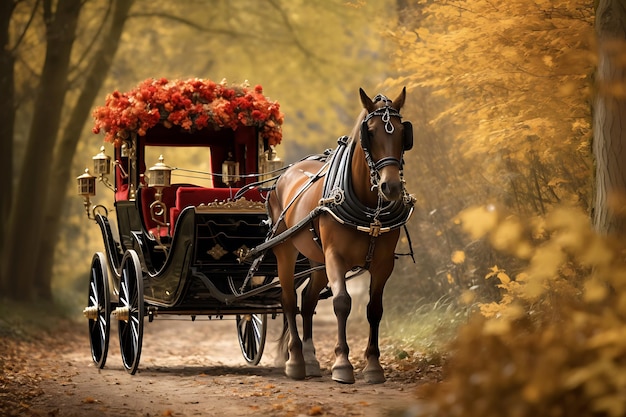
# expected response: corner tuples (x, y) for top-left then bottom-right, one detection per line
(140, 185), (184, 238)
(169, 186), (264, 235)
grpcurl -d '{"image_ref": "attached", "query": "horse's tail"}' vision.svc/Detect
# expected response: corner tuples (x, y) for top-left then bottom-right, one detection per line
(274, 315), (289, 367)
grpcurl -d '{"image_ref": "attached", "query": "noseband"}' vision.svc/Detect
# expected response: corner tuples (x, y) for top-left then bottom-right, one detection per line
(360, 94), (413, 193)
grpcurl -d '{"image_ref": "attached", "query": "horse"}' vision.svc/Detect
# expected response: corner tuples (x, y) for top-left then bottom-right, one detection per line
(267, 87), (414, 384)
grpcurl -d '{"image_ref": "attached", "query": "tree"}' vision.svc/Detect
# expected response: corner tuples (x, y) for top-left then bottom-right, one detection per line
(0, 1), (15, 271)
(592, 0), (626, 237)
(0, 0), (134, 301)
(381, 0), (596, 302)
(1, 0), (397, 302)
(2, 0), (83, 300)
(33, 0), (134, 298)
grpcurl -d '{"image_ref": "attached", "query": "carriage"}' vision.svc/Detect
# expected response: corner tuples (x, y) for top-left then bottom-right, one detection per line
(77, 78), (315, 374)
(78, 78), (415, 383)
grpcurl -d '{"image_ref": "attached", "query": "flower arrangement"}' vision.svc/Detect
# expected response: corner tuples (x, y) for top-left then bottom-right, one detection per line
(92, 78), (284, 146)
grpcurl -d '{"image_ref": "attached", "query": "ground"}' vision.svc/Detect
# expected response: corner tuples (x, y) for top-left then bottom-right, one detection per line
(0, 297), (442, 417)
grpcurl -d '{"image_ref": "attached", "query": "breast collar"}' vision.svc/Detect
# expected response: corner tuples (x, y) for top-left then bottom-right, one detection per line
(320, 136), (414, 236)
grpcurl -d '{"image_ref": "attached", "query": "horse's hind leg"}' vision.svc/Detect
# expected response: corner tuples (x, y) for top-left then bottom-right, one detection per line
(301, 265), (328, 377)
(275, 244), (306, 380)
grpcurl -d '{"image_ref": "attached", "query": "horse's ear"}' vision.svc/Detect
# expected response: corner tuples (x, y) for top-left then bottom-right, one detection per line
(359, 88), (375, 112)
(392, 87), (406, 110)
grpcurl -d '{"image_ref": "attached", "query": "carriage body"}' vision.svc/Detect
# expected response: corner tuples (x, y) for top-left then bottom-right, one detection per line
(79, 79), (310, 373)
(109, 125), (285, 312)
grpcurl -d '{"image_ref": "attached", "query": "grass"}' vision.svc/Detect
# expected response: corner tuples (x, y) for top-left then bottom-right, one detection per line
(381, 296), (465, 360)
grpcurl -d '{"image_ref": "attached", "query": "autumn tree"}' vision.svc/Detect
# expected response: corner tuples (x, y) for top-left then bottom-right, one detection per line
(593, 0), (626, 237)
(382, 0), (595, 302)
(0, 0), (133, 301)
(1, 0), (397, 302)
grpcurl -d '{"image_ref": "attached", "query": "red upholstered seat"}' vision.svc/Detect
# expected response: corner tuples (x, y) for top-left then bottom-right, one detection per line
(168, 187), (264, 235)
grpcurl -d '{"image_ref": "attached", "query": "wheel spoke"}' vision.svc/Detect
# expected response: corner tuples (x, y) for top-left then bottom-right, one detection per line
(87, 253), (110, 369)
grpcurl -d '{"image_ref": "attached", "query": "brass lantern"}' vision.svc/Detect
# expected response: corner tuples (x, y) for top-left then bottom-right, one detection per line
(77, 168), (98, 219)
(222, 152), (240, 186)
(92, 146), (111, 176)
(261, 146), (283, 181)
(77, 168), (96, 197)
(147, 155), (172, 239)
(148, 155), (172, 189)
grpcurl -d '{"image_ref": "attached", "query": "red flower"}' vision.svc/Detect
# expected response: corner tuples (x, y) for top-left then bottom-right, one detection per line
(92, 78), (283, 146)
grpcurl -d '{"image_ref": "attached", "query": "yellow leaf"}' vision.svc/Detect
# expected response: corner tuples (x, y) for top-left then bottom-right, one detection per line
(451, 250), (465, 264)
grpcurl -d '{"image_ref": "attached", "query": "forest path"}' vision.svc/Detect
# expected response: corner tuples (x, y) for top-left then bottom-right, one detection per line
(1, 294), (437, 417)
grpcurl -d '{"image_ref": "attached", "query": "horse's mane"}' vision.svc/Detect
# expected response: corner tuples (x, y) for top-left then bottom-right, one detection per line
(347, 109), (368, 144)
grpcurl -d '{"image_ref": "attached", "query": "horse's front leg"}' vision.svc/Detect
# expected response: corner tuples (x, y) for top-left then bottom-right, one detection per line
(363, 270), (391, 384)
(301, 266), (328, 377)
(325, 255), (354, 384)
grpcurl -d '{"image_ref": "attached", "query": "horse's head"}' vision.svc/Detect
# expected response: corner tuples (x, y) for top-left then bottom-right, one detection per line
(358, 87), (413, 202)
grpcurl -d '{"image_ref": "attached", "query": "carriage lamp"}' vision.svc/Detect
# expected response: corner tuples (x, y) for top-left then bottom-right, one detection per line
(77, 168), (106, 220)
(92, 146), (115, 190)
(222, 152), (240, 186)
(148, 154), (172, 190)
(267, 146), (283, 178)
(147, 155), (172, 238)
(93, 146), (111, 176)
(77, 168), (96, 199)
(260, 146), (283, 182)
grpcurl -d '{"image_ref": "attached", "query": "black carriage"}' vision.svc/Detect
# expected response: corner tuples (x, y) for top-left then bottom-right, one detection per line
(77, 79), (312, 374)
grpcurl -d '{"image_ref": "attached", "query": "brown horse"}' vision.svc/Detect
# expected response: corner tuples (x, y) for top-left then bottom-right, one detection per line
(268, 87), (413, 384)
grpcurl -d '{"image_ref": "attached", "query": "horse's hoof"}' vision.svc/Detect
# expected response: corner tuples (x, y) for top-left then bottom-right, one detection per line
(363, 368), (386, 384)
(305, 360), (322, 377)
(303, 340), (321, 377)
(331, 365), (355, 384)
(285, 361), (306, 380)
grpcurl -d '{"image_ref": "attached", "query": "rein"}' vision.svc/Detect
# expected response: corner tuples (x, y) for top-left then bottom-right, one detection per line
(245, 100), (415, 270)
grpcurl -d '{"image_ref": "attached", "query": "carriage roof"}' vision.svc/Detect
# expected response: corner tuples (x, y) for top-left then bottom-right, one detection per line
(91, 78), (284, 149)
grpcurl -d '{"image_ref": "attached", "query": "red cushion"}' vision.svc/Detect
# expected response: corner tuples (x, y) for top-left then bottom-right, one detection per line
(169, 187), (264, 235)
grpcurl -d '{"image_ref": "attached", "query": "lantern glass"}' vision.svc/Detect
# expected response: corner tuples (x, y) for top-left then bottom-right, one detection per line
(222, 155), (239, 186)
(92, 146), (111, 175)
(148, 155), (172, 188)
(77, 169), (96, 197)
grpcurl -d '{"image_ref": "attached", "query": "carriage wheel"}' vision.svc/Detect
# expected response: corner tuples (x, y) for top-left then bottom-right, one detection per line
(85, 252), (111, 368)
(116, 250), (144, 375)
(236, 313), (267, 365)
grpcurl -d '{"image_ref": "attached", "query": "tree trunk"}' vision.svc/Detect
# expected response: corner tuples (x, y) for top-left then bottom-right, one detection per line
(1, 0), (82, 301)
(34, 0), (135, 298)
(593, 0), (626, 237)
(0, 1), (15, 296)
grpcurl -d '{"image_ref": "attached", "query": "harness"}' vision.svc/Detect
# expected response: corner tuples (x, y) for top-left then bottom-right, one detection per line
(243, 99), (415, 271)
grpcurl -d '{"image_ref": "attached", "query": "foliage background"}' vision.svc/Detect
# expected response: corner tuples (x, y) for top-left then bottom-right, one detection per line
(6, 0), (597, 318)
(7, 0), (626, 414)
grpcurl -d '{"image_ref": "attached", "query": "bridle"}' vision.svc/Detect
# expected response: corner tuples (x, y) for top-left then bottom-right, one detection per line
(360, 94), (414, 195)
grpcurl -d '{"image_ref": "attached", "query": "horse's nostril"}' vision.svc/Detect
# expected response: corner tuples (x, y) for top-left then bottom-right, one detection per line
(380, 181), (402, 201)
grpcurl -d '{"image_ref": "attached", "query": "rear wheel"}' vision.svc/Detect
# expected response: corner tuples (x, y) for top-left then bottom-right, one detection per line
(116, 250), (144, 375)
(85, 252), (111, 368)
(236, 313), (267, 365)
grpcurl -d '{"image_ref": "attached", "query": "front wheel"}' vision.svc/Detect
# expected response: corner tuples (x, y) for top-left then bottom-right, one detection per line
(85, 252), (111, 368)
(116, 250), (144, 375)
(236, 313), (267, 365)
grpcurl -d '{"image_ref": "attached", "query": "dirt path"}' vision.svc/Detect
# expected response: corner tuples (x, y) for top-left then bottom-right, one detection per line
(2, 298), (436, 417)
